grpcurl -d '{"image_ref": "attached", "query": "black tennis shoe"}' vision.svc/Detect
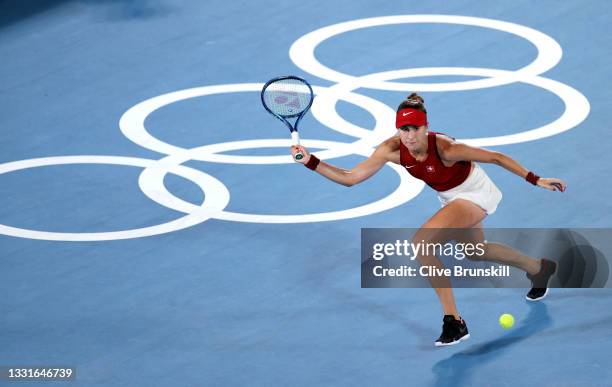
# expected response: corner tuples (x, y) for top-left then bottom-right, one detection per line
(526, 258), (557, 301)
(435, 315), (470, 347)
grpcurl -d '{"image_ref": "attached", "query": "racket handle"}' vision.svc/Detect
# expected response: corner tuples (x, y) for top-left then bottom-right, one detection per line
(291, 131), (303, 161)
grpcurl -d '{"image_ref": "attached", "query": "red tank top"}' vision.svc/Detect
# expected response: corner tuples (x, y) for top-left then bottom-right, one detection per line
(399, 131), (471, 192)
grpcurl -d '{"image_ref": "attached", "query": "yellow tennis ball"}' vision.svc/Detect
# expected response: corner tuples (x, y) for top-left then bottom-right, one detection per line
(499, 313), (515, 329)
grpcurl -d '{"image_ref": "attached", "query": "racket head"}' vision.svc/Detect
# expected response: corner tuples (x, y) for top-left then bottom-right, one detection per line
(261, 76), (314, 122)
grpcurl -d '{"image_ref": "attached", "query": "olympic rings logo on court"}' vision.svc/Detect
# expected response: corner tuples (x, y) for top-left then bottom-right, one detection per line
(0, 15), (590, 241)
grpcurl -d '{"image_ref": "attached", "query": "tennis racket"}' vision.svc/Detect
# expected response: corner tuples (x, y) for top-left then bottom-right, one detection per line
(261, 75), (314, 161)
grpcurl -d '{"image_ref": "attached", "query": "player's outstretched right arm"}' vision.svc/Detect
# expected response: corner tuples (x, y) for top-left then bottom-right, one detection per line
(290, 140), (392, 187)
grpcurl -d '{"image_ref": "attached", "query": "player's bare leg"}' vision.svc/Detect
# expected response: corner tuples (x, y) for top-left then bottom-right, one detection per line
(457, 224), (558, 301)
(413, 199), (486, 346)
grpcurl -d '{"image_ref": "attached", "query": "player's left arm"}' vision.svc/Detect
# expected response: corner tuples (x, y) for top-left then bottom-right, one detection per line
(436, 134), (566, 192)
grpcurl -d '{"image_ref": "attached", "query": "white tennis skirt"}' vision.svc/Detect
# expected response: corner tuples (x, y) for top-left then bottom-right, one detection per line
(437, 163), (503, 215)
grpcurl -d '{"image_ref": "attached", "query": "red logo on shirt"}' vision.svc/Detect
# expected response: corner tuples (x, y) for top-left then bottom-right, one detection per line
(426, 165), (435, 173)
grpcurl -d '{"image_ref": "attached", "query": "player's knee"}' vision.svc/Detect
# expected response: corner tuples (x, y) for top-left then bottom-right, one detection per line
(411, 235), (444, 266)
(412, 229), (445, 246)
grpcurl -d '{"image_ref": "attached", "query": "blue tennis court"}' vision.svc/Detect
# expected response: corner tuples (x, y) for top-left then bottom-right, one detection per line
(1, 0), (611, 385)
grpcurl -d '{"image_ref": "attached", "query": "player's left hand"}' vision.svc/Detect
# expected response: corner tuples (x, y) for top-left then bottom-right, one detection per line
(537, 177), (566, 192)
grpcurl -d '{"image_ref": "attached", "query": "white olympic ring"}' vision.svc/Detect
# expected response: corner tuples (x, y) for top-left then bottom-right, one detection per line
(290, 14), (562, 91)
(137, 139), (424, 223)
(313, 67), (590, 146)
(119, 84), (395, 164)
(0, 156), (229, 241)
(0, 15), (590, 241)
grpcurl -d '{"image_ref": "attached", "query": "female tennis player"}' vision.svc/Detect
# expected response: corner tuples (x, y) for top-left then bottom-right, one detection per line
(290, 93), (565, 346)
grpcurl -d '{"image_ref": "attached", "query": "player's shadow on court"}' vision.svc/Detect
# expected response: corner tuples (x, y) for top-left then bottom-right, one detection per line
(431, 302), (552, 387)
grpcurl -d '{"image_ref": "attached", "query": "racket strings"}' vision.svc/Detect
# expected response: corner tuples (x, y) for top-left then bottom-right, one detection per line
(262, 78), (312, 117)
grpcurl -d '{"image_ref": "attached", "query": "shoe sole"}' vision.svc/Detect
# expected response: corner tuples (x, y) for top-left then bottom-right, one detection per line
(435, 333), (470, 347)
(525, 288), (549, 302)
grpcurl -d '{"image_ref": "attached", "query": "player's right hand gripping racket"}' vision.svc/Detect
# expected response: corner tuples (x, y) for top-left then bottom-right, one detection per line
(261, 75), (314, 161)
